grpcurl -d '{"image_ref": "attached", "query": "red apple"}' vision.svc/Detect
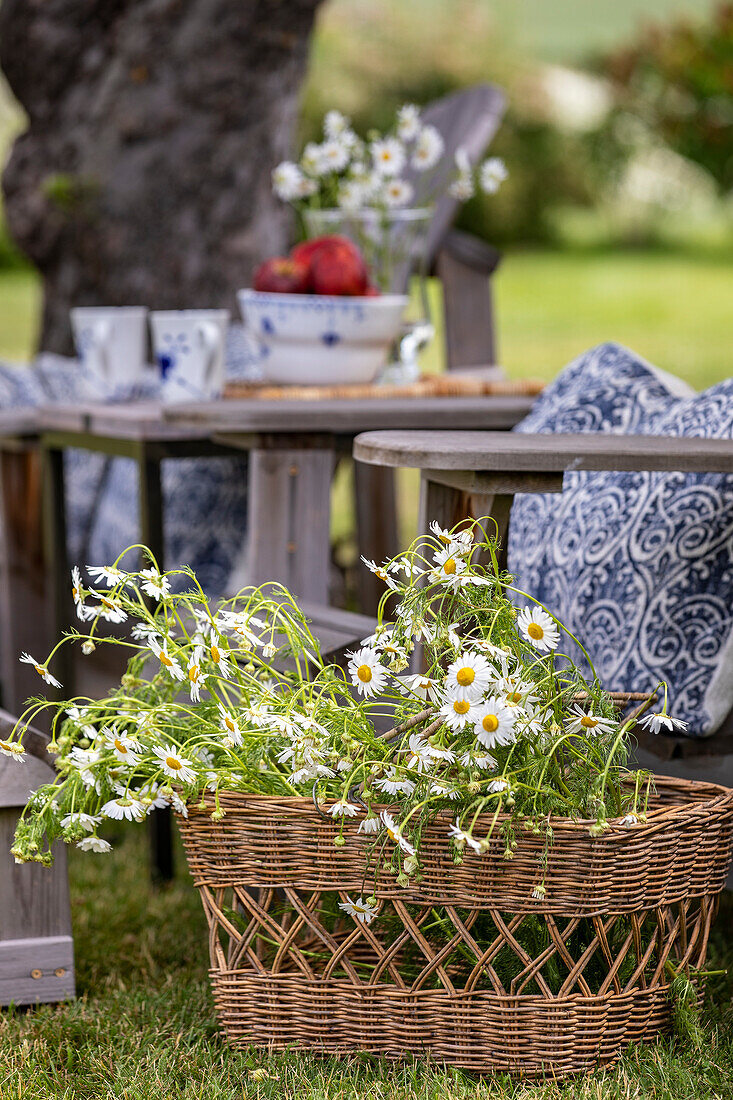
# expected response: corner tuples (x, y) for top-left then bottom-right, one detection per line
(363, 283), (381, 296)
(310, 243), (369, 296)
(253, 256), (310, 294)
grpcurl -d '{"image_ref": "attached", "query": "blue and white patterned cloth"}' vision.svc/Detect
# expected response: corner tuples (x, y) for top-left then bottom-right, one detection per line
(0, 322), (261, 595)
(508, 341), (733, 736)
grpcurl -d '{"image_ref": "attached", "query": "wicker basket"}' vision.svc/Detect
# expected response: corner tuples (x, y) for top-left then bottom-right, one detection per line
(181, 776), (733, 1078)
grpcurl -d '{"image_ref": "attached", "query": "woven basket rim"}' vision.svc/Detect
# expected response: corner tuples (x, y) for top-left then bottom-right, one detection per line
(188, 774), (733, 833)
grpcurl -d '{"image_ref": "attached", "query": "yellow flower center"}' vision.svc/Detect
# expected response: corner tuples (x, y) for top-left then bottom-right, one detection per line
(34, 664), (45, 676)
(0, 740), (22, 755)
(508, 691), (523, 704)
(386, 826), (398, 842)
(211, 645), (220, 662)
(456, 667), (475, 687)
(165, 756), (182, 771)
(442, 558), (456, 575)
(419, 680), (431, 690)
(527, 622), (544, 640)
(453, 699), (470, 715)
(114, 738), (128, 754)
(101, 597), (114, 609)
(482, 714), (499, 733)
(357, 664), (373, 683)
(159, 653), (173, 667)
(439, 533), (451, 544)
(224, 716), (235, 732)
(580, 716), (598, 729)
(189, 666), (200, 682)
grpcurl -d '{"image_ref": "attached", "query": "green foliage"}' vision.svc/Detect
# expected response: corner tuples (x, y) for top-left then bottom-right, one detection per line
(601, 2), (733, 189)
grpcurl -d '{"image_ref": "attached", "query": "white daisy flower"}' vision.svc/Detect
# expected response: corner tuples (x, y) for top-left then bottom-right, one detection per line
(396, 673), (442, 704)
(77, 836), (112, 853)
(380, 811), (416, 856)
(429, 520), (473, 552)
(300, 141), (325, 176)
(338, 896), (379, 925)
(488, 779), (509, 794)
(566, 704), (617, 737)
(375, 769), (416, 797)
(337, 180), (366, 210)
(430, 782), (461, 799)
(86, 565), (128, 586)
(139, 568), (171, 600)
(473, 697), (516, 749)
(319, 138), (350, 173)
(71, 566), (90, 621)
(516, 607), (560, 653)
(459, 748), (496, 770)
(0, 739), (25, 762)
(208, 641), (231, 679)
(439, 694), (479, 731)
(152, 745), (196, 785)
(404, 734), (434, 773)
(324, 109), (350, 138)
(358, 813), (382, 835)
(397, 103), (421, 140)
(61, 812), (101, 832)
(383, 178), (414, 207)
(620, 814), (639, 827)
(411, 124), (444, 170)
(105, 729), (142, 766)
(347, 647), (388, 698)
(479, 156), (508, 194)
(371, 137), (406, 177)
(430, 547), (468, 589)
(131, 622), (160, 642)
(244, 701), (272, 728)
(498, 675), (540, 709)
(272, 161), (305, 201)
(641, 712), (688, 735)
(448, 820), (482, 853)
(148, 637), (185, 681)
(101, 795), (146, 822)
(388, 555), (423, 579)
(445, 651), (494, 701)
(87, 591), (127, 623)
(449, 172), (474, 200)
(329, 798), (360, 818)
(19, 652), (62, 688)
(186, 647), (207, 702)
(360, 557), (399, 590)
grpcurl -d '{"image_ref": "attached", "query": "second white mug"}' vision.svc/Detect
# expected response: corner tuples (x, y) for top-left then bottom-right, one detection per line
(149, 310), (230, 404)
(70, 306), (148, 396)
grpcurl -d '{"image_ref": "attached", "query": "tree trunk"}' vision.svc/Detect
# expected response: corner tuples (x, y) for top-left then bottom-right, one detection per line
(0, 0), (322, 354)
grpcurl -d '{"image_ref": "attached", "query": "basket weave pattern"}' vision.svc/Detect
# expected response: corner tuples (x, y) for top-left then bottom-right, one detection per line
(181, 777), (733, 1077)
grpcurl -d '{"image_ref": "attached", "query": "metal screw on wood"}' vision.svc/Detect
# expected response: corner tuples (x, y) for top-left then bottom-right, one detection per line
(30, 968), (42, 979)
(54, 968), (66, 978)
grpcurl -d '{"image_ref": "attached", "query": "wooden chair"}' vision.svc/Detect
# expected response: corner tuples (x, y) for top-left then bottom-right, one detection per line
(351, 428), (733, 790)
(248, 83), (507, 616)
(0, 709), (75, 1006)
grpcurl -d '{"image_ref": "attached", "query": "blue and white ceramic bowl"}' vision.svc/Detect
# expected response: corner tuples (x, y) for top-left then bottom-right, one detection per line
(237, 290), (408, 385)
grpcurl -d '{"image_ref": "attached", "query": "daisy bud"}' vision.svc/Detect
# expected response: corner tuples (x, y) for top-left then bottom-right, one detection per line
(452, 852), (464, 866)
(467, 781), (481, 794)
(589, 819), (609, 837)
(503, 846), (514, 860)
(81, 640), (95, 655)
(396, 872), (410, 887)
(211, 808), (225, 822)
(333, 835), (345, 848)
(403, 855), (419, 873)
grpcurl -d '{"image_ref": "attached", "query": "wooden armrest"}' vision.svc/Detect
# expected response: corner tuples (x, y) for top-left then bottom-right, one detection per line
(434, 229), (501, 276)
(353, 431), (733, 476)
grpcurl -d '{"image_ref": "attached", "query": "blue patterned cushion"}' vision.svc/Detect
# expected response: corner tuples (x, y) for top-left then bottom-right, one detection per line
(508, 342), (733, 736)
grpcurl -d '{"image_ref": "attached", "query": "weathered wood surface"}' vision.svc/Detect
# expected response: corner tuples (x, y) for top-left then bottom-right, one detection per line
(0, 709), (75, 1006)
(39, 396), (536, 441)
(435, 230), (502, 371)
(354, 430), (733, 474)
(353, 462), (399, 614)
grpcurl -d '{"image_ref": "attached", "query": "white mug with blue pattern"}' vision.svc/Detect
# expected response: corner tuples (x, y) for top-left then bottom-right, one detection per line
(70, 306), (148, 398)
(150, 310), (230, 404)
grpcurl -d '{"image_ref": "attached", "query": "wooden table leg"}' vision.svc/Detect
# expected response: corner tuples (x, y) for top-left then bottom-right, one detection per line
(137, 446), (173, 884)
(354, 462), (399, 615)
(42, 443), (74, 701)
(246, 448), (333, 603)
(0, 447), (48, 717)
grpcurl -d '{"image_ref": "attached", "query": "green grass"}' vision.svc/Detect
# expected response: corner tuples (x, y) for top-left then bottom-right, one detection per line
(0, 268), (40, 362)
(0, 825), (730, 1099)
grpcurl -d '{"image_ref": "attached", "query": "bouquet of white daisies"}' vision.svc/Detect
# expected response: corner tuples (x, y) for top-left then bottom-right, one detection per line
(271, 103), (508, 213)
(6, 520), (681, 877)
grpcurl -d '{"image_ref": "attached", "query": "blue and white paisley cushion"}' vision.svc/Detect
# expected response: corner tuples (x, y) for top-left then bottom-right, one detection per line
(508, 341), (733, 736)
(0, 334), (251, 595)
